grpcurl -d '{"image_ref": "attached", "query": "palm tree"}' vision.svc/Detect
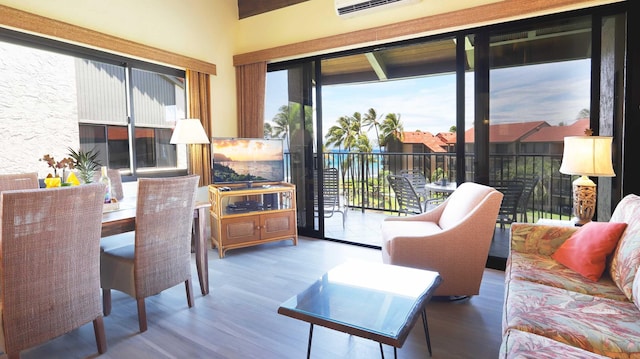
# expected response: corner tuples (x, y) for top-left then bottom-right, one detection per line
(263, 122), (274, 138)
(270, 105), (293, 147)
(380, 113), (404, 150)
(325, 115), (356, 151)
(362, 108), (383, 152)
(268, 103), (314, 151)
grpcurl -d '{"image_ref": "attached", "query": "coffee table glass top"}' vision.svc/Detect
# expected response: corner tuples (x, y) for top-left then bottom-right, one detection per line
(278, 261), (441, 346)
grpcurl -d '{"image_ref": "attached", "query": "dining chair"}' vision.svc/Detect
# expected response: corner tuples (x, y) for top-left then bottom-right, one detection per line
(100, 175), (200, 332)
(0, 184), (107, 359)
(0, 172), (39, 192)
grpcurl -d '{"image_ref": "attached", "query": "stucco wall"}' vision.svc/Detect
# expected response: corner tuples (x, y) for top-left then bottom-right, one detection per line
(0, 41), (78, 177)
(0, 0), (238, 137)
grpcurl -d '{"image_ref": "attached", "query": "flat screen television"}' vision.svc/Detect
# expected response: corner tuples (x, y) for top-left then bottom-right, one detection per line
(211, 137), (285, 184)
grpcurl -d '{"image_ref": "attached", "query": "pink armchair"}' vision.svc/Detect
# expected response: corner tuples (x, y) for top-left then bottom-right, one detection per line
(381, 182), (503, 297)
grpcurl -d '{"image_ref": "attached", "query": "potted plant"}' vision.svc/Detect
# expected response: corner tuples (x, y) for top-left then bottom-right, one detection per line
(67, 147), (101, 184)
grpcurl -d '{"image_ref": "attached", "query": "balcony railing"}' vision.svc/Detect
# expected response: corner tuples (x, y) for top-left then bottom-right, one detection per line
(286, 151), (576, 223)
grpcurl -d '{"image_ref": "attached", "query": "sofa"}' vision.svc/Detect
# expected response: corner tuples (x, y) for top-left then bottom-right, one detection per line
(500, 194), (640, 358)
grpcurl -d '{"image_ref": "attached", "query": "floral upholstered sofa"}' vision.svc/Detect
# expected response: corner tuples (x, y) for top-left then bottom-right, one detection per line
(500, 194), (640, 358)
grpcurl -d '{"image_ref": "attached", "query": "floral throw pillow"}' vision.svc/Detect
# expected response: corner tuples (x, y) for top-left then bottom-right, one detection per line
(551, 221), (627, 281)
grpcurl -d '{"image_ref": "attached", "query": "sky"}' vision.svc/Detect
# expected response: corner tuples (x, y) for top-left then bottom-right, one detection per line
(265, 58), (590, 140)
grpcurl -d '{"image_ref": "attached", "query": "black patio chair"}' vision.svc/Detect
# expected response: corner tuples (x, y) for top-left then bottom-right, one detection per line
(491, 179), (525, 230)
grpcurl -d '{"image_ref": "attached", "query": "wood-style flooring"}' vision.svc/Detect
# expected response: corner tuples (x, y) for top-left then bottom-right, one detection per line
(5, 237), (505, 359)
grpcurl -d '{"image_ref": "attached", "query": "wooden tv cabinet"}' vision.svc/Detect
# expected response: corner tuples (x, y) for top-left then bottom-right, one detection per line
(208, 182), (297, 258)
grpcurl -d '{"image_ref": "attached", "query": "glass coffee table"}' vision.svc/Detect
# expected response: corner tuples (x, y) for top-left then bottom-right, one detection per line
(278, 261), (442, 358)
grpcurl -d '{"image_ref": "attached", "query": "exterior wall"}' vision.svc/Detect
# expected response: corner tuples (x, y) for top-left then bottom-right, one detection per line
(0, 41), (78, 177)
(0, 0), (238, 137)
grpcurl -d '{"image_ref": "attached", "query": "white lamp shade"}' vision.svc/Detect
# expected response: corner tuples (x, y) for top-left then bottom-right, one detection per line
(170, 119), (210, 144)
(559, 136), (615, 177)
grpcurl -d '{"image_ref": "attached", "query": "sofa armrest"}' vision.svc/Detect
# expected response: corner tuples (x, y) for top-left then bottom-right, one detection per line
(510, 223), (578, 256)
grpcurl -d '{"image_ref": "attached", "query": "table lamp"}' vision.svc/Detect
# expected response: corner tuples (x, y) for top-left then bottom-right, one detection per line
(170, 118), (210, 174)
(559, 132), (615, 225)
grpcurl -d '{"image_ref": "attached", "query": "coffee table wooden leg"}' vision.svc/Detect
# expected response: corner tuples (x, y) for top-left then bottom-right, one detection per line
(422, 309), (432, 356)
(307, 323), (314, 359)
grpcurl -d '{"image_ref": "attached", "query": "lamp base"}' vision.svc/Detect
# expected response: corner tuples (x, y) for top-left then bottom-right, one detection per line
(572, 176), (596, 225)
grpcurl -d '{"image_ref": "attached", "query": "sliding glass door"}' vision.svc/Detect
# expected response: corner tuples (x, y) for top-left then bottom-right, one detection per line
(266, 62), (321, 237)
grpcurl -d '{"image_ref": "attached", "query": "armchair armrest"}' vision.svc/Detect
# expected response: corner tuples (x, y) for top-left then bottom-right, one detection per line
(510, 223), (578, 256)
(383, 201), (447, 223)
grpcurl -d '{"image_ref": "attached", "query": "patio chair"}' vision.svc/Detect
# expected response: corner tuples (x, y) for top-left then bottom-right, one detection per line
(314, 168), (347, 227)
(492, 179), (525, 230)
(388, 174), (425, 215)
(400, 168), (428, 197)
(0, 184), (107, 358)
(0, 172), (39, 192)
(100, 175), (199, 332)
(400, 169), (443, 209)
(515, 175), (540, 222)
(381, 182), (503, 297)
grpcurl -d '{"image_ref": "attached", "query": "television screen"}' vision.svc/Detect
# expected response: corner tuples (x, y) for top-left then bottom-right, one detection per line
(211, 138), (285, 183)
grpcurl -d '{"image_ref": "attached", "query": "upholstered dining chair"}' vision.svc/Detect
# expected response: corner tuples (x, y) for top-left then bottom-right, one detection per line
(100, 175), (199, 332)
(0, 172), (39, 192)
(0, 183), (107, 359)
(381, 182), (503, 297)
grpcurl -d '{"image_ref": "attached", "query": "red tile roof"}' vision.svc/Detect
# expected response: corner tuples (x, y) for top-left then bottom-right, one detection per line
(401, 131), (448, 153)
(436, 132), (456, 144)
(521, 118), (590, 142)
(398, 119), (591, 147)
(465, 121), (548, 143)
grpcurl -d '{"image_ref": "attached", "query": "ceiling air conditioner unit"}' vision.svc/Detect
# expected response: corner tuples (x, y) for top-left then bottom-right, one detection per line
(335, 0), (421, 18)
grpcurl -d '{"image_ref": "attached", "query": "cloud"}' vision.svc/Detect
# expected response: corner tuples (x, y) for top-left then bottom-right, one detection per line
(266, 59), (591, 139)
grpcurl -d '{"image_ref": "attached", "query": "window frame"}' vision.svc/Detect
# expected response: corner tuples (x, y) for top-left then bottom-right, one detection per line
(1, 26), (187, 179)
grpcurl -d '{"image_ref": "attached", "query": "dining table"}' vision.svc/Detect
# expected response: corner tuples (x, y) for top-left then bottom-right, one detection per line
(101, 191), (211, 296)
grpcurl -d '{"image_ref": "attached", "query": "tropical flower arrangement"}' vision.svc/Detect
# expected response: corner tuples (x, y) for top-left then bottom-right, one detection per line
(40, 148), (101, 187)
(40, 154), (74, 184)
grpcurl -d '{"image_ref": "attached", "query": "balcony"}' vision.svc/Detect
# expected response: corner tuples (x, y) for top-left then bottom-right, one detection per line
(293, 151), (575, 264)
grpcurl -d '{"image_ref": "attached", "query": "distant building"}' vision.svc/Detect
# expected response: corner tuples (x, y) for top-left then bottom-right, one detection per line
(392, 118), (591, 156)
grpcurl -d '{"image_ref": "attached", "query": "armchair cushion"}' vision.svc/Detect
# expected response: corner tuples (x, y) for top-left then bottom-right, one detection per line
(551, 222), (627, 281)
(439, 182), (494, 230)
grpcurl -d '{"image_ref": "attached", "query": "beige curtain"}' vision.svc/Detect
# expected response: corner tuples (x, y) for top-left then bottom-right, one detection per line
(186, 69), (212, 186)
(236, 62), (267, 138)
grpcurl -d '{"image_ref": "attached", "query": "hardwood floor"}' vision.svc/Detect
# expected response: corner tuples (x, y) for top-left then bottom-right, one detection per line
(6, 238), (505, 359)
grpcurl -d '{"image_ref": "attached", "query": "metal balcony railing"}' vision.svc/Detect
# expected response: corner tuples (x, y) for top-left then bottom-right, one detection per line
(285, 151), (575, 224)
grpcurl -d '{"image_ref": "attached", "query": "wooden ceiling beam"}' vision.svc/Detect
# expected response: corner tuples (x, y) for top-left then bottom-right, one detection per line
(364, 52), (388, 81)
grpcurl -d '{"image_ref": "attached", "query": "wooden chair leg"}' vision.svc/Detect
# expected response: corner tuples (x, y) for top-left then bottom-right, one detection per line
(102, 288), (112, 316)
(93, 316), (108, 354)
(137, 298), (147, 332)
(185, 279), (194, 308)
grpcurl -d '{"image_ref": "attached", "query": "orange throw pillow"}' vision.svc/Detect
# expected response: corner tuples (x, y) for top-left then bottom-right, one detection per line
(551, 221), (627, 281)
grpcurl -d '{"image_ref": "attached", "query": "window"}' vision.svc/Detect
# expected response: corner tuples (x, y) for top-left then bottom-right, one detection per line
(0, 30), (186, 179)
